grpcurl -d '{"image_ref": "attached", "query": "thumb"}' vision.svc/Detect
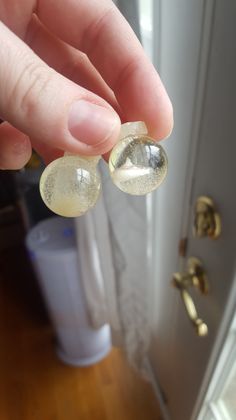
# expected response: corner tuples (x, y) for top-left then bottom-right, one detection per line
(0, 22), (121, 156)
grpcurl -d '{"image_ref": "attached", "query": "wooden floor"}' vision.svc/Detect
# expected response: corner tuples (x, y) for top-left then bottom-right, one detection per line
(0, 245), (161, 420)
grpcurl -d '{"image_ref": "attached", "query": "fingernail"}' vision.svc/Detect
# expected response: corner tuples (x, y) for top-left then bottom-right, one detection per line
(68, 100), (120, 146)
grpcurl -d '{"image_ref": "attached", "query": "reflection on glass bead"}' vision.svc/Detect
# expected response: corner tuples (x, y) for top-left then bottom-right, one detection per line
(109, 133), (168, 196)
(39, 155), (101, 217)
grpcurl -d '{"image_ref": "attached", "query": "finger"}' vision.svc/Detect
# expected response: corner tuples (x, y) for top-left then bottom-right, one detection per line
(0, 122), (32, 169)
(26, 15), (124, 117)
(37, 0), (173, 139)
(0, 21), (121, 157)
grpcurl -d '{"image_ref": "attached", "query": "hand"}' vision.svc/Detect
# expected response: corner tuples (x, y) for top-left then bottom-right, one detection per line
(0, 0), (173, 169)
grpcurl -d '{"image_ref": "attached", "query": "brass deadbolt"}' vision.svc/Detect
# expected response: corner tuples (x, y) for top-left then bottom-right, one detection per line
(193, 196), (221, 239)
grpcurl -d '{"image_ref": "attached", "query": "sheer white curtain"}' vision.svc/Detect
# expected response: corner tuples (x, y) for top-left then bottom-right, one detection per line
(75, 0), (152, 375)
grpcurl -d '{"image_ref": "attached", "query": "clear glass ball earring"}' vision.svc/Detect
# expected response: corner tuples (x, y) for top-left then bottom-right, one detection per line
(109, 121), (168, 195)
(39, 153), (101, 217)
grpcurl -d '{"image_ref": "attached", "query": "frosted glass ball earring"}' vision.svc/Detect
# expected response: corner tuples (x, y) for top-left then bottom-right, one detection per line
(39, 153), (101, 217)
(109, 121), (168, 195)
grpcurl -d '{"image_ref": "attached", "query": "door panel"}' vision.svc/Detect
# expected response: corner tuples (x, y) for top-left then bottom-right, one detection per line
(150, 2), (236, 420)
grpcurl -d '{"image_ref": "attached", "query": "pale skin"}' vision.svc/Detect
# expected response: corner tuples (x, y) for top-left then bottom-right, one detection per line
(0, 0), (173, 170)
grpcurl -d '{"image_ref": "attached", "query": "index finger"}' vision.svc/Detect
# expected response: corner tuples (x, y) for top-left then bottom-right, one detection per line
(37, 0), (173, 139)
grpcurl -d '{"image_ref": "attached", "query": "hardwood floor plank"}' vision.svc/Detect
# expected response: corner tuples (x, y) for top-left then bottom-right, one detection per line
(0, 246), (161, 420)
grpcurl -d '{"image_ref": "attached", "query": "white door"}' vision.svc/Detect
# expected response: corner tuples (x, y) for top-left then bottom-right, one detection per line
(149, 1), (236, 420)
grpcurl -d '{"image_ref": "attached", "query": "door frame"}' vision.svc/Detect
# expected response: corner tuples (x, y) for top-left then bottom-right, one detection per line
(194, 277), (236, 420)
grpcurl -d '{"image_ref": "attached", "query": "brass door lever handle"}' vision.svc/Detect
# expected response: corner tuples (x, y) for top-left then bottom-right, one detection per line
(172, 257), (209, 337)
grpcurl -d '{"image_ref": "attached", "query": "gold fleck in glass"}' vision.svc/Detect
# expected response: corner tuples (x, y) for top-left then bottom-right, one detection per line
(39, 154), (101, 217)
